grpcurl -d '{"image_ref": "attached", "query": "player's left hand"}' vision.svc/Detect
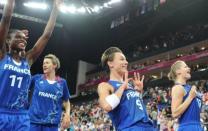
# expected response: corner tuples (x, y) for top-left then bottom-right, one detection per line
(61, 113), (70, 130)
(133, 72), (144, 92)
(21, 29), (29, 40)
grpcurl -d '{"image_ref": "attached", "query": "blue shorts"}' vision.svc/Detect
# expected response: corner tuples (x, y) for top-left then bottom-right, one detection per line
(119, 123), (155, 131)
(30, 123), (58, 131)
(121, 126), (155, 131)
(178, 123), (203, 131)
(0, 112), (30, 131)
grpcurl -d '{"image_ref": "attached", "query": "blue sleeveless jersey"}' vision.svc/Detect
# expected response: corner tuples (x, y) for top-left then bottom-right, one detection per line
(108, 80), (153, 130)
(178, 84), (202, 128)
(29, 74), (70, 125)
(0, 54), (31, 112)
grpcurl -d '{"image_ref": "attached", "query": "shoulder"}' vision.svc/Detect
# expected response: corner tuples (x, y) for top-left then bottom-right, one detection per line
(98, 82), (110, 88)
(172, 85), (185, 96)
(98, 82), (114, 92)
(0, 53), (8, 60)
(32, 74), (43, 80)
(57, 76), (67, 83)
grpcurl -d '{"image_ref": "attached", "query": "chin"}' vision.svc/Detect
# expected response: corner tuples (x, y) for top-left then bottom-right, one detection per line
(185, 75), (191, 80)
(43, 70), (48, 74)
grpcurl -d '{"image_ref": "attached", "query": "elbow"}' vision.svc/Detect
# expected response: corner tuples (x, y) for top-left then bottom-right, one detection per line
(171, 113), (177, 118)
(99, 103), (112, 112)
(102, 104), (112, 112)
(172, 112), (179, 119)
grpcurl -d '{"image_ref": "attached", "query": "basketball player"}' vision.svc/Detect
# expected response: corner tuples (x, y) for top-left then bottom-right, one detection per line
(98, 47), (155, 131)
(29, 54), (70, 131)
(168, 60), (202, 131)
(0, 0), (60, 130)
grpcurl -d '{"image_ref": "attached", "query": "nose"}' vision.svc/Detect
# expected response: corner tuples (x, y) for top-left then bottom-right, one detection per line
(125, 60), (128, 65)
(43, 63), (46, 68)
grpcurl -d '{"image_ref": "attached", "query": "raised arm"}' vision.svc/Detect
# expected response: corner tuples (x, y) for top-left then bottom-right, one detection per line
(26, 0), (61, 65)
(0, 0), (15, 59)
(171, 85), (196, 118)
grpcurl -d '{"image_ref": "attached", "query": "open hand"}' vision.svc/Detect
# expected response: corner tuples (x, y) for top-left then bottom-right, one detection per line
(133, 72), (144, 92)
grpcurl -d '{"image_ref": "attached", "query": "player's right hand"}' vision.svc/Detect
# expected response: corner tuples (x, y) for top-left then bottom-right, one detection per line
(189, 85), (197, 99)
(120, 71), (130, 90)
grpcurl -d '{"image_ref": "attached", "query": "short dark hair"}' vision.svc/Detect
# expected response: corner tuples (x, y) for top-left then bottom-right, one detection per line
(101, 47), (122, 69)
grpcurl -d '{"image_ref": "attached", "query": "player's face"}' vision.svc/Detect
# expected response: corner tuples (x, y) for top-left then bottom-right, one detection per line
(177, 62), (191, 80)
(43, 58), (56, 74)
(109, 52), (128, 74)
(9, 31), (27, 52)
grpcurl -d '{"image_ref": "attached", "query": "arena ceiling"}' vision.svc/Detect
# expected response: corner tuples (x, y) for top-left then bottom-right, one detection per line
(0, 0), (208, 94)
(1, 0), (207, 64)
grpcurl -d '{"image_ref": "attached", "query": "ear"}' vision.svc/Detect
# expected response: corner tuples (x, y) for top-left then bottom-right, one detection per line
(107, 61), (113, 69)
(53, 63), (57, 70)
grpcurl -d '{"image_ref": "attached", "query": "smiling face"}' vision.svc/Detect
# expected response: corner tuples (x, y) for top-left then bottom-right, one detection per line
(108, 52), (128, 75)
(176, 61), (191, 80)
(8, 30), (28, 52)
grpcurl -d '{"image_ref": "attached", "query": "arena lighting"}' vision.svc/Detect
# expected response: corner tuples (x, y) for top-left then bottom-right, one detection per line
(58, 0), (121, 14)
(86, 7), (92, 14)
(23, 2), (48, 10)
(92, 6), (100, 13)
(201, 47), (205, 50)
(0, 0), (6, 5)
(77, 7), (86, 13)
(108, 0), (121, 4)
(59, 4), (68, 13)
(103, 3), (111, 8)
(67, 5), (76, 14)
(152, 75), (158, 79)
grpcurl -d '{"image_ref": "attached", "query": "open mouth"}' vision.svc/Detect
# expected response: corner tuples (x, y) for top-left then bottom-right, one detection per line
(43, 68), (48, 71)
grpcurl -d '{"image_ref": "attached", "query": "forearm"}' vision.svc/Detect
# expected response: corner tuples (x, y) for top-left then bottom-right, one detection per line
(26, 3), (59, 64)
(63, 101), (70, 115)
(114, 84), (126, 99)
(172, 96), (193, 118)
(1, 0), (15, 24)
(42, 4), (58, 38)
(0, 0), (15, 48)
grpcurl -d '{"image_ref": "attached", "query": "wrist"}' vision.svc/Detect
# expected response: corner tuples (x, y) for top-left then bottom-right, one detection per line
(135, 86), (143, 92)
(120, 84), (127, 90)
(187, 95), (194, 101)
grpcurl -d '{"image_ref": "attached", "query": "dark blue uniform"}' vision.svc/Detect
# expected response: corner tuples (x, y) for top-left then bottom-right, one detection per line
(108, 80), (155, 131)
(29, 74), (70, 131)
(0, 54), (31, 131)
(178, 84), (203, 131)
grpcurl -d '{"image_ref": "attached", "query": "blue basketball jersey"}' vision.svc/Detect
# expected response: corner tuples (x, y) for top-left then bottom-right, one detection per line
(29, 74), (70, 125)
(178, 84), (202, 128)
(0, 54), (31, 112)
(108, 80), (153, 130)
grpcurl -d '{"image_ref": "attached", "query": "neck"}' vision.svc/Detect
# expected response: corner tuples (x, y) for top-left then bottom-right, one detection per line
(45, 71), (56, 81)
(175, 77), (187, 85)
(110, 71), (123, 82)
(11, 53), (21, 62)
(9, 50), (22, 62)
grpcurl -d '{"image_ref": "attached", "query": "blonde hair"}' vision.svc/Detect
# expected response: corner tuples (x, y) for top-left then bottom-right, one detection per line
(101, 47), (122, 68)
(168, 60), (185, 81)
(44, 54), (60, 71)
